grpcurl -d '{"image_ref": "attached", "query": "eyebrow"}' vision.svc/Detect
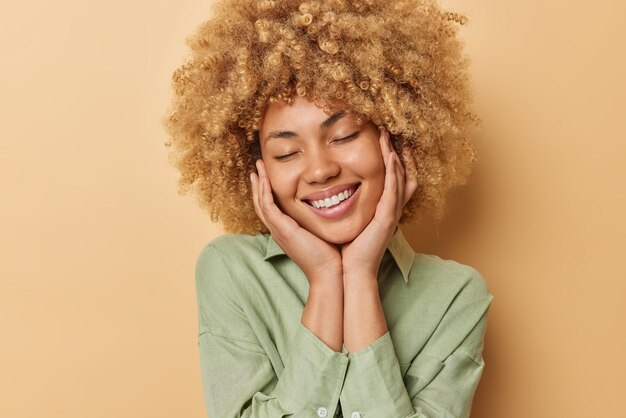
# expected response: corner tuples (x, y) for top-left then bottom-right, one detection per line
(320, 110), (347, 129)
(265, 110), (347, 143)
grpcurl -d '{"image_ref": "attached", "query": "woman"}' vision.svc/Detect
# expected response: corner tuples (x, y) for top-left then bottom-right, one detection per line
(163, 0), (494, 417)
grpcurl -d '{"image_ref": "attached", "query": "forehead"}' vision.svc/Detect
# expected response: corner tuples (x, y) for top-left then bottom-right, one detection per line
(260, 96), (350, 133)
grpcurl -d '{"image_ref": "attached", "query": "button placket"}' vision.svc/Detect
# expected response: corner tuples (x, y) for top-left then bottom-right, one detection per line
(316, 406), (328, 417)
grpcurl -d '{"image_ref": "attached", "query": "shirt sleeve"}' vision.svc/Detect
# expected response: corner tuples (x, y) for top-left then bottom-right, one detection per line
(339, 268), (494, 418)
(196, 244), (349, 418)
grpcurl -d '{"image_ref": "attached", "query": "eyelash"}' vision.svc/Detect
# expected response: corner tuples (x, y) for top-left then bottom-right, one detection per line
(332, 131), (360, 143)
(274, 131), (360, 161)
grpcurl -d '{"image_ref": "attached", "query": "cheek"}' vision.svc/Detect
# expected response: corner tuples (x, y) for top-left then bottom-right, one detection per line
(265, 163), (300, 203)
(343, 140), (386, 186)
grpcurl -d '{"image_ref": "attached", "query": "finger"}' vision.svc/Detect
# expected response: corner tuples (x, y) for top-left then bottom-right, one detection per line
(393, 153), (405, 215)
(256, 160), (276, 231)
(384, 152), (396, 194)
(250, 171), (269, 228)
(395, 149), (405, 176)
(378, 127), (392, 167)
(257, 160), (296, 237)
(394, 150), (405, 182)
(378, 130), (402, 203)
(404, 174), (418, 206)
(401, 148), (419, 206)
(254, 161), (267, 218)
(378, 151), (398, 221)
(250, 172), (258, 209)
(256, 160), (273, 216)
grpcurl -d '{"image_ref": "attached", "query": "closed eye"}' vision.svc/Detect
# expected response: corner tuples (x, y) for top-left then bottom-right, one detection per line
(275, 151), (298, 161)
(332, 131), (360, 143)
(274, 131), (359, 161)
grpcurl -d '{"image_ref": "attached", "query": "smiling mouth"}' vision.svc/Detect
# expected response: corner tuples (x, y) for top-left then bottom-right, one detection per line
(303, 183), (361, 209)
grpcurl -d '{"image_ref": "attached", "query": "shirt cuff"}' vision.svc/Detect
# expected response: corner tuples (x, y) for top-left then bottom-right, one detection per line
(339, 331), (414, 418)
(272, 322), (349, 417)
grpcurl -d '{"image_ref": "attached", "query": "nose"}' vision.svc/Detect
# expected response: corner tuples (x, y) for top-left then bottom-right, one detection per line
(302, 148), (341, 184)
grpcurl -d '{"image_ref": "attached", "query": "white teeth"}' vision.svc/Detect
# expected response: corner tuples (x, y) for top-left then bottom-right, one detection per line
(309, 186), (356, 209)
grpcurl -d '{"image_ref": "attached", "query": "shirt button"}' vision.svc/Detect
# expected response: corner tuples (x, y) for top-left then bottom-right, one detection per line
(317, 407), (328, 417)
(351, 413), (361, 418)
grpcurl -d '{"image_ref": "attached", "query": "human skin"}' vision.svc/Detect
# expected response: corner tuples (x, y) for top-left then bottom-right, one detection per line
(250, 97), (418, 353)
(259, 96), (387, 246)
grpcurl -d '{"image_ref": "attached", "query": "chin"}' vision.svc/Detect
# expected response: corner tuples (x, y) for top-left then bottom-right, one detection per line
(310, 222), (364, 246)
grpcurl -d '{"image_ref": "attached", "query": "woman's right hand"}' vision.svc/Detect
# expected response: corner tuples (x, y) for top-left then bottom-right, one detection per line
(250, 159), (343, 286)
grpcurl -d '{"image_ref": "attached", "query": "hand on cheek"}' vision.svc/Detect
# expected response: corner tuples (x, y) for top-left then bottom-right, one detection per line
(340, 128), (419, 278)
(250, 159), (342, 284)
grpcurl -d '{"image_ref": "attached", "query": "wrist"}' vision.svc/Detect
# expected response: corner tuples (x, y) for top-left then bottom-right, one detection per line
(343, 272), (378, 293)
(305, 261), (342, 283)
(343, 269), (378, 282)
(308, 271), (344, 291)
(341, 258), (380, 281)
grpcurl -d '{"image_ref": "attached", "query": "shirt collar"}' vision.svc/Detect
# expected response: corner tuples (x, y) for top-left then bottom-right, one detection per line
(263, 227), (415, 283)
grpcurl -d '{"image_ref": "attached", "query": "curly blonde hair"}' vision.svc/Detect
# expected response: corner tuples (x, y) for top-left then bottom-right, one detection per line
(163, 0), (478, 234)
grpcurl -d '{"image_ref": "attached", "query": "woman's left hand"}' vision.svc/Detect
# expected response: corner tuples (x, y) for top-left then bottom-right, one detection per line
(341, 129), (418, 278)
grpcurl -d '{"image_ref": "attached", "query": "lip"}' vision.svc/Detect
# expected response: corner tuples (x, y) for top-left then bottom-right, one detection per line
(301, 182), (361, 202)
(304, 184), (361, 220)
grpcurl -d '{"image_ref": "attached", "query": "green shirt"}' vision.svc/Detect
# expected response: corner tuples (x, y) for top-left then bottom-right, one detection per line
(195, 227), (494, 418)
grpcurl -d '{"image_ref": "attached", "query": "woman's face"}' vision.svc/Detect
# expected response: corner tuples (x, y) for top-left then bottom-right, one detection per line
(259, 96), (386, 245)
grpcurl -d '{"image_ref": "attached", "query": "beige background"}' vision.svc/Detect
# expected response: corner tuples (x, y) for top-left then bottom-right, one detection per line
(1, 0), (624, 417)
